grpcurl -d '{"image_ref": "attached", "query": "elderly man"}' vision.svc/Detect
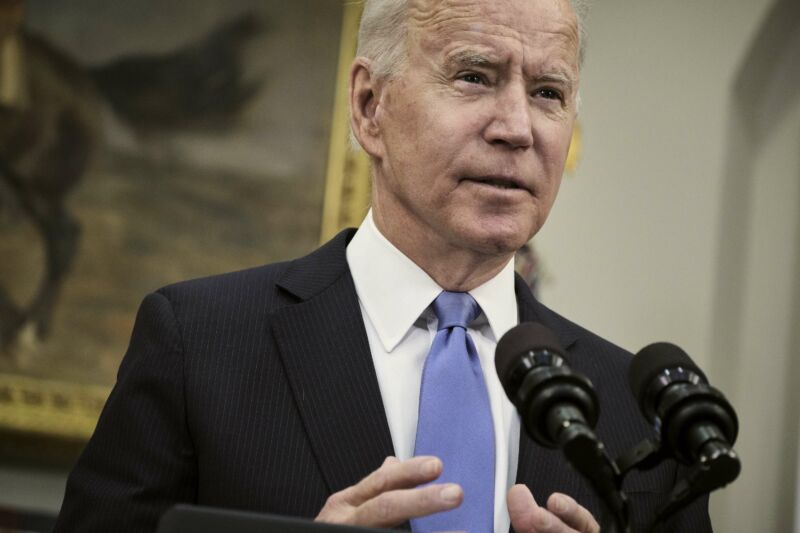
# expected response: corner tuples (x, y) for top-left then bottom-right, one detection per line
(55, 0), (711, 532)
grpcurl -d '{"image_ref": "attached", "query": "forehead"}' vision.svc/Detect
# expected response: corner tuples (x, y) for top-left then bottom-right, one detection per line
(408, 0), (579, 71)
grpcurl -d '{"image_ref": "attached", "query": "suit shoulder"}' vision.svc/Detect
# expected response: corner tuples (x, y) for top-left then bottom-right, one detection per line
(152, 229), (355, 310)
(533, 299), (633, 367)
(153, 260), (295, 316)
(569, 320), (633, 370)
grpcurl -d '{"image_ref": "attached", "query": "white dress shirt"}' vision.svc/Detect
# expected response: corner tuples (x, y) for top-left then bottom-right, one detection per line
(346, 210), (522, 533)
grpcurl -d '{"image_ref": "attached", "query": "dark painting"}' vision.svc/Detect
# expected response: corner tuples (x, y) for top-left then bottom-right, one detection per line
(0, 0), (343, 404)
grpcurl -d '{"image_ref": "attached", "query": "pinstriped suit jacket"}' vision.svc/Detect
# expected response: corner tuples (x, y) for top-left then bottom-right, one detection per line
(54, 229), (711, 532)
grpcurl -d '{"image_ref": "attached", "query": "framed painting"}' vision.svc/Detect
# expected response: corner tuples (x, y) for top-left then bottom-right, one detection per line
(0, 0), (370, 461)
(0, 0), (578, 462)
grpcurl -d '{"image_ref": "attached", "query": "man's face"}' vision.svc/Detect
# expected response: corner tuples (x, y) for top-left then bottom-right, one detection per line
(368, 0), (580, 259)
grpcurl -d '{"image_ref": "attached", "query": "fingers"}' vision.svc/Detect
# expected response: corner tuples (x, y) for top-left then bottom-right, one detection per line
(508, 485), (599, 533)
(316, 455), (463, 528)
(507, 484), (542, 532)
(508, 484), (573, 533)
(344, 456), (443, 506)
(354, 483), (463, 527)
(547, 494), (600, 533)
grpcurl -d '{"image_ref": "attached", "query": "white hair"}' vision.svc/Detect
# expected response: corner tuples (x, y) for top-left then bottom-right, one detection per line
(351, 0), (586, 149)
(357, 0), (589, 81)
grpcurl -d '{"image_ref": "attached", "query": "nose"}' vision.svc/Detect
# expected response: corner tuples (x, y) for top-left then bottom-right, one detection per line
(483, 83), (534, 149)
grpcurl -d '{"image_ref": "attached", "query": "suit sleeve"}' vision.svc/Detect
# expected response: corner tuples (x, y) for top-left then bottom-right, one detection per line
(54, 291), (197, 532)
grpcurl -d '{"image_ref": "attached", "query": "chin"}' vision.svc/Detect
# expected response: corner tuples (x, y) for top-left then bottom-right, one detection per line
(475, 213), (539, 251)
(463, 226), (534, 256)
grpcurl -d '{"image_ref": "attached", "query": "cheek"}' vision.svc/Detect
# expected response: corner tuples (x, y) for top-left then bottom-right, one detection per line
(537, 122), (574, 169)
(397, 117), (459, 175)
(545, 174), (564, 205)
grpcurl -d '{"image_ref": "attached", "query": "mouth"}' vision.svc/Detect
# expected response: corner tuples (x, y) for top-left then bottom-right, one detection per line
(465, 175), (530, 193)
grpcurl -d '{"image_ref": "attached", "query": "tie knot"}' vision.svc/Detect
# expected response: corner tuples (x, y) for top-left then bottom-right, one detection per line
(433, 291), (480, 330)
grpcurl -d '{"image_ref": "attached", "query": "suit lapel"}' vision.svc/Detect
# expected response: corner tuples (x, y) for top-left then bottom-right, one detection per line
(271, 230), (395, 494)
(270, 238), (590, 513)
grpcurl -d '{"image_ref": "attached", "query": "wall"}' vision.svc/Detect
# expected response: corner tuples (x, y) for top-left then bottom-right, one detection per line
(0, 466), (67, 515)
(537, 0), (800, 531)
(537, 0), (773, 363)
(718, 95), (800, 533)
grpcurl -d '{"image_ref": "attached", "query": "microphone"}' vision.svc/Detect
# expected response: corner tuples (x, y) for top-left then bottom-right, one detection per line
(495, 322), (599, 449)
(629, 342), (739, 468)
(496, 322), (629, 532)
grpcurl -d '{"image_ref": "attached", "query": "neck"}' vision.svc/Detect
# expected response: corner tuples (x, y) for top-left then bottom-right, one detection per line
(371, 206), (514, 293)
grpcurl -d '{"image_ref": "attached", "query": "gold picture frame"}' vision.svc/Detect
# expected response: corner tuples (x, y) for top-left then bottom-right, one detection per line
(0, 0), (368, 455)
(0, 0), (581, 456)
(320, 2), (372, 242)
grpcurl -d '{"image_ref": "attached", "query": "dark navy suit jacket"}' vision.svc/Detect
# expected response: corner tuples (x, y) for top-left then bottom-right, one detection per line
(55, 230), (711, 532)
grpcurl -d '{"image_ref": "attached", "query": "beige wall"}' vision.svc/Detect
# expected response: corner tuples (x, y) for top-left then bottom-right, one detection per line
(538, 0), (773, 362)
(722, 96), (800, 533)
(537, 0), (800, 531)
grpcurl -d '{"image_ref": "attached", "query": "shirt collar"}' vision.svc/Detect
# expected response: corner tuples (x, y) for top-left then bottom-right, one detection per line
(470, 257), (518, 343)
(346, 210), (518, 352)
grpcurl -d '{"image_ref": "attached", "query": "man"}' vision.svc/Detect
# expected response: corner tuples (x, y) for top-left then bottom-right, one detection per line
(55, 0), (711, 532)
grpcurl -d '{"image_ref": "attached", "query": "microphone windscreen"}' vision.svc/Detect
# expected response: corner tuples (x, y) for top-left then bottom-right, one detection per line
(629, 342), (707, 406)
(495, 322), (564, 385)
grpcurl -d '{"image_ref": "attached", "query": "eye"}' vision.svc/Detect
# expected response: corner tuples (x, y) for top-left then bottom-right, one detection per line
(535, 88), (563, 101)
(458, 72), (486, 85)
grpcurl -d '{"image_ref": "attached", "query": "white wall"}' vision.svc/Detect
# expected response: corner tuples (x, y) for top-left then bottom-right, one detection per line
(536, 1), (800, 531)
(537, 0), (773, 362)
(719, 95), (800, 533)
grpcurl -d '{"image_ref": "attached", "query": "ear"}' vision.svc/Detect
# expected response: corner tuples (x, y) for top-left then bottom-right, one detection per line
(349, 57), (385, 159)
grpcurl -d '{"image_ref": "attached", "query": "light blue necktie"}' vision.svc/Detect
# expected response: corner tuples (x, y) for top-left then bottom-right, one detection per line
(411, 291), (495, 533)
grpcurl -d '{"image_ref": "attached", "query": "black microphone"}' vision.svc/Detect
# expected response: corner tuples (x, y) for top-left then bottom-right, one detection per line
(495, 322), (599, 449)
(629, 342), (739, 469)
(496, 322), (629, 532)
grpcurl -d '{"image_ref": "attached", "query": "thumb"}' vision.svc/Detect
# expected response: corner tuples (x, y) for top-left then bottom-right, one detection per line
(507, 484), (540, 532)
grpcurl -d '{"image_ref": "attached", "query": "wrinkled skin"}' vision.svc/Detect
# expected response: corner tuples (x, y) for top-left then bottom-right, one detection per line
(353, 0), (580, 292)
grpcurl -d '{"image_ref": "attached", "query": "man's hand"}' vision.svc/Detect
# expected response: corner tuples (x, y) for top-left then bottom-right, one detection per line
(315, 456), (463, 528)
(508, 484), (600, 533)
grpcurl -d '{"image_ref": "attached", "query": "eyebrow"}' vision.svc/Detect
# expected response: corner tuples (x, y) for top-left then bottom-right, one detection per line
(443, 50), (497, 72)
(535, 73), (575, 92)
(444, 50), (576, 91)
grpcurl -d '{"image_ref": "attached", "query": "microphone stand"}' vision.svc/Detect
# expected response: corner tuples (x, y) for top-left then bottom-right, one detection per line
(559, 431), (739, 533)
(551, 408), (630, 533)
(614, 438), (741, 532)
(513, 361), (631, 532)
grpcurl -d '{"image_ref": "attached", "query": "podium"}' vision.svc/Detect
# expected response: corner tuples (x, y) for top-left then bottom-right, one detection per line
(158, 505), (392, 533)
